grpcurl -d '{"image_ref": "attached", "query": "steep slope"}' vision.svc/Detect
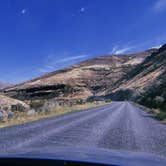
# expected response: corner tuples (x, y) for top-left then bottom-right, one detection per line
(105, 44), (166, 110)
(3, 50), (155, 102)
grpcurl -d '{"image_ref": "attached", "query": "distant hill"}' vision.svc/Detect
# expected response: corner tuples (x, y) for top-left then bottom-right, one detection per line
(1, 44), (166, 123)
(2, 44), (166, 117)
(3, 49), (156, 102)
(0, 82), (11, 89)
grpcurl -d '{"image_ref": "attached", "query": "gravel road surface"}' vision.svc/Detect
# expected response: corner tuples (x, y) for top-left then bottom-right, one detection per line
(0, 101), (166, 158)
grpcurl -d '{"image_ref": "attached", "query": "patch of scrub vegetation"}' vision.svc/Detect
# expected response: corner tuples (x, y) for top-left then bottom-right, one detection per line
(135, 73), (166, 122)
(155, 112), (166, 121)
(131, 101), (166, 123)
(29, 100), (45, 110)
(0, 101), (109, 128)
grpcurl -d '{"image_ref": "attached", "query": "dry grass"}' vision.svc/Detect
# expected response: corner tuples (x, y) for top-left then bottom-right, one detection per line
(130, 101), (166, 124)
(162, 119), (166, 124)
(0, 94), (29, 109)
(0, 102), (110, 128)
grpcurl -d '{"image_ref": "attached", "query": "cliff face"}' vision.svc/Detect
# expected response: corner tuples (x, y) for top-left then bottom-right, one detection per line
(3, 50), (155, 101)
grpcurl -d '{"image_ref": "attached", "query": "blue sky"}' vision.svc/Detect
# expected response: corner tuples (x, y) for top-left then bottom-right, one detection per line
(0, 0), (166, 83)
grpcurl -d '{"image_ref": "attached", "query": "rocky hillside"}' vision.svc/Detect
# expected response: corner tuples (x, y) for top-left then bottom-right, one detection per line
(0, 94), (30, 122)
(1, 45), (165, 123)
(0, 94), (29, 110)
(105, 44), (166, 111)
(3, 49), (156, 102)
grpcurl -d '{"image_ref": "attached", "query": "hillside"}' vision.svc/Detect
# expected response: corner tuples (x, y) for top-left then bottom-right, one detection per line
(105, 44), (166, 111)
(3, 49), (156, 102)
(0, 94), (30, 122)
(1, 45), (165, 123)
(0, 94), (29, 110)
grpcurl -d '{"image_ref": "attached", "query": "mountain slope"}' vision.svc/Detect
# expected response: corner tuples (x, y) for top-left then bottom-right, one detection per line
(3, 50), (155, 102)
(105, 44), (166, 110)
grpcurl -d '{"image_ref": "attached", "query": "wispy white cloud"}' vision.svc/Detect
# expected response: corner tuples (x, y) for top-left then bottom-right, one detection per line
(55, 54), (88, 63)
(110, 45), (134, 55)
(109, 38), (165, 56)
(38, 54), (89, 73)
(110, 46), (118, 54)
(153, 0), (166, 12)
(151, 44), (162, 49)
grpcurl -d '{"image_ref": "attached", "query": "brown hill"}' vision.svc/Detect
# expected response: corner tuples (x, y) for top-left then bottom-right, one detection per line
(105, 44), (166, 110)
(3, 49), (156, 102)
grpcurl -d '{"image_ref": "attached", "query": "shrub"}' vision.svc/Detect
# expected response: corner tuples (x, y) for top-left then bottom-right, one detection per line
(11, 104), (26, 112)
(0, 112), (5, 122)
(154, 96), (165, 104)
(8, 111), (15, 119)
(76, 99), (84, 105)
(155, 112), (166, 121)
(29, 100), (44, 109)
(27, 109), (36, 116)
